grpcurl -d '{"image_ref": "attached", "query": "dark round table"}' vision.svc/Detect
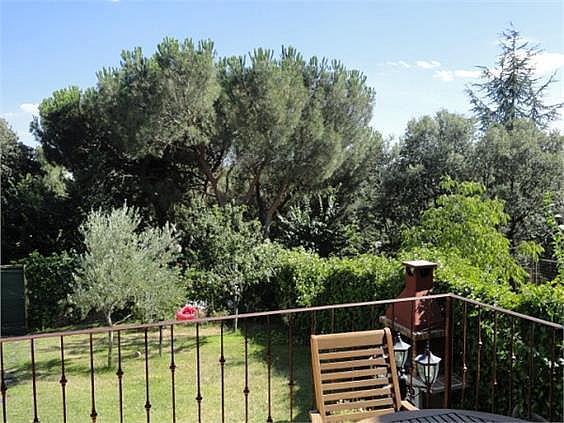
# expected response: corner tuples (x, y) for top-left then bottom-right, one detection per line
(369, 408), (529, 422)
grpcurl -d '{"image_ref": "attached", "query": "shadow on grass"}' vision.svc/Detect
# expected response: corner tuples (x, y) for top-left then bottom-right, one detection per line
(3, 308), (386, 422)
(3, 329), (211, 389)
(242, 305), (390, 422)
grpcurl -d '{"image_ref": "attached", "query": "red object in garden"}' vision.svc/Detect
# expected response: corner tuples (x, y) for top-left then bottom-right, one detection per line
(176, 305), (198, 321)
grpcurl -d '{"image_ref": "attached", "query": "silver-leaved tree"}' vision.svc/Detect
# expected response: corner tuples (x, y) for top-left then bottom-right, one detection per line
(71, 204), (184, 367)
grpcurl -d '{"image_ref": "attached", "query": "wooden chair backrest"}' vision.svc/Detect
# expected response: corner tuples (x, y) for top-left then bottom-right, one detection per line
(310, 328), (402, 422)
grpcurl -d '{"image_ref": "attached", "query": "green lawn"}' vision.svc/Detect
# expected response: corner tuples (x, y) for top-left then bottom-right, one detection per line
(2, 323), (314, 422)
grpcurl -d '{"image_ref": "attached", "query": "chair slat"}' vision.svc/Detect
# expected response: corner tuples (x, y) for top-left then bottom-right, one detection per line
(322, 386), (391, 402)
(314, 330), (386, 350)
(325, 397), (394, 412)
(319, 347), (384, 361)
(321, 367), (388, 381)
(322, 378), (390, 392)
(320, 357), (387, 370)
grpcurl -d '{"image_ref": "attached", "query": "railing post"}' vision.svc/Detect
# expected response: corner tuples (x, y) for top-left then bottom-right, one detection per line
(243, 319), (250, 423)
(219, 321), (225, 423)
(89, 334), (97, 423)
(288, 314), (294, 423)
(266, 315), (273, 423)
(59, 336), (68, 423)
(195, 323), (202, 423)
(116, 330), (124, 423)
(169, 325), (177, 423)
(0, 342), (6, 423)
(474, 308), (482, 411)
(443, 295), (452, 408)
(143, 328), (151, 423)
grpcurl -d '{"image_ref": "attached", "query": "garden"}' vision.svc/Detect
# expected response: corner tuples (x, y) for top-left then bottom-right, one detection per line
(0, 25), (563, 422)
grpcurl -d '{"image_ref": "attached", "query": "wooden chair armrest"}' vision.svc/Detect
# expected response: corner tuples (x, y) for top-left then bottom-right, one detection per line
(400, 400), (418, 410)
(310, 411), (323, 422)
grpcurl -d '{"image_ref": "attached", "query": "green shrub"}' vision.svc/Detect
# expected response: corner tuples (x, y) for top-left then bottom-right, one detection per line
(318, 255), (403, 305)
(17, 251), (79, 330)
(274, 248), (330, 309)
(273, 249), (403, 308)
(270, 249), (403, 335)
(176, 200), (281, 314)
(71, 205), (184, 326)
(403, 179), (527, 285)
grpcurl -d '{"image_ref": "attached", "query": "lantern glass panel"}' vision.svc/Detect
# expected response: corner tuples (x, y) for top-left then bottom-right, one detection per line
(415, 348), (441, 386)
(393, 334), (410, 369)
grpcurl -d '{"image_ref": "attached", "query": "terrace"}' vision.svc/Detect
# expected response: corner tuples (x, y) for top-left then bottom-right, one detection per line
(0, 263), (562, 423)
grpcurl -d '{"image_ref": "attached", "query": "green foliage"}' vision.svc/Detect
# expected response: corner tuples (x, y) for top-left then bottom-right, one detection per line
(275, 190), (367, 257)
(274, 248), (330, 309)
(34, 40), (219, 224)
(516, 240), (544, 264)
(545, 195), (564, 283)
(401, 246), (520, 308)
(0, 118), (74, 263)
(467, 26), (563, 131)
(176, 200), (279, 313)
(271, 249), (403, 338)
(403, 178), (527, 284)
(472, 120), (564, 246)
(17, 251), (79, 330)
(216, 48), (377, 232)
(34, 41), (377, 234)
(373, 111), (475, 249)
(517, 282), (564, 323)
(71, 205), (183, 325)
(274, 248), (403, 309)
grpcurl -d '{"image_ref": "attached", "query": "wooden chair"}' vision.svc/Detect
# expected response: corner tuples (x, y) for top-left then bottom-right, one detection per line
(310, 327), (417, 422)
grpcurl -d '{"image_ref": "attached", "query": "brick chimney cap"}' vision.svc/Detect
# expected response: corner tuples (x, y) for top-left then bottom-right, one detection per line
(402, 260), (438, 268)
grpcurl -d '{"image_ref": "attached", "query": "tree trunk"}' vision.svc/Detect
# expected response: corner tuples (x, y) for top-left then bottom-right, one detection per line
(107, 313), (114, 368)
(194, 144), (226, 206)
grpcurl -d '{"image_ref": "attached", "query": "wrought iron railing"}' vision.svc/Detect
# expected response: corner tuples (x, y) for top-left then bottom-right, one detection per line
(0, 293), (562, 422)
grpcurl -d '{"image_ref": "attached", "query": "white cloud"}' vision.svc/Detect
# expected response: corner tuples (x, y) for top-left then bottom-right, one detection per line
(433, 69), (481, 82)
(416, 60), (441, 69)
(19, 103), (39, 115)
(433, 70), (454, 82)
(386, 60), (411, 69)
(533, 52), (564, 76)
(453, 69), (481, 78)
(385, 60), (441, 69)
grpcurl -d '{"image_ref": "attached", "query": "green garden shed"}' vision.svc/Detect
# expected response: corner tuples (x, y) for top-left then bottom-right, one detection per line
(1, 265), (28, 336)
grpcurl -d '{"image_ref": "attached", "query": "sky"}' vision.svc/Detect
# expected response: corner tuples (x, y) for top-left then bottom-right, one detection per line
(1, 0), (563, 146)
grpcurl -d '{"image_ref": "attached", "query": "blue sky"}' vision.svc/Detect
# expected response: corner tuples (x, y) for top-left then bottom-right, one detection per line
(1, 0), (563, 146)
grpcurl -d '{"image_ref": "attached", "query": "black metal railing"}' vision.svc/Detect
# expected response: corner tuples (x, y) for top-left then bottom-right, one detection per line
(0, 293), (562, 422)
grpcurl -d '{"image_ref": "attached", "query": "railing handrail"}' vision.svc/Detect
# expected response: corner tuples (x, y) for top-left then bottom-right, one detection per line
(1, 292), (562, 343)
(451, 294), (564, 329)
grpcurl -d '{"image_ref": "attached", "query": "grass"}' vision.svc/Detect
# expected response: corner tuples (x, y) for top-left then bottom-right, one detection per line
(2, 322), (314, 423)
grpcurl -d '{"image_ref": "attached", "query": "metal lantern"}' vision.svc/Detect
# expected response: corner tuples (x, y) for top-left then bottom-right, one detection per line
(393, 331), (411, 369)
(415, 342), (441, 386)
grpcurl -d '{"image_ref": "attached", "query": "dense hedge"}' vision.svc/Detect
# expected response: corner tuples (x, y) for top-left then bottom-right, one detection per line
(17, 251), (79, 330)
(274, 249), (403, 308)
(257, 249), (404, 335)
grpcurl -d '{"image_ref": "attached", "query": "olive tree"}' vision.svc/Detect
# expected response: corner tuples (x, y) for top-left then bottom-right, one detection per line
(71, 204), (183, 366)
